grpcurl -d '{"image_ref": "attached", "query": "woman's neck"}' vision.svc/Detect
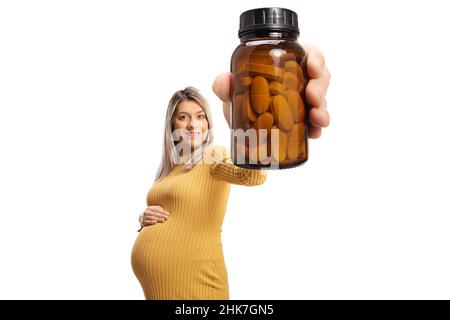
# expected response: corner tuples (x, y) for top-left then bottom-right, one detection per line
(178, 143), (204, 164)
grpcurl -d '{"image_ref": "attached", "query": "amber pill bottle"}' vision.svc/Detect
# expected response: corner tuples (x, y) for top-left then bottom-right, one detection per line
(230, 7), (309, 170)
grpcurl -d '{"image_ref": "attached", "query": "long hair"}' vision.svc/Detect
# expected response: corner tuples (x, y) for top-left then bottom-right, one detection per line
(154, 86), (214, 183)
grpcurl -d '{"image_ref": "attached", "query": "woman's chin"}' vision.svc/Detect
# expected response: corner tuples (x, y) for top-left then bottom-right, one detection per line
(186, 136), (203, 145)
(179, 139), (203, 149)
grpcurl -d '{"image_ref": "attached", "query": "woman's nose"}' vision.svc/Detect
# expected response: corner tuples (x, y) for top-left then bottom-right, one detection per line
(187, 118), (200, 128)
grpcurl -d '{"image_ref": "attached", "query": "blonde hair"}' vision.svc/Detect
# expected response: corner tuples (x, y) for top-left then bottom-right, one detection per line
(154, 86), (214, 183)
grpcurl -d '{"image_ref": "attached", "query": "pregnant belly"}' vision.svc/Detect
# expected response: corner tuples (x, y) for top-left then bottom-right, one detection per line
(131, 222), (224, 279)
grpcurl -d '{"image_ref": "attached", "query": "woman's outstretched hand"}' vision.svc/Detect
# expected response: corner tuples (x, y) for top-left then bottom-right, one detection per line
(212, 44), (331, 139)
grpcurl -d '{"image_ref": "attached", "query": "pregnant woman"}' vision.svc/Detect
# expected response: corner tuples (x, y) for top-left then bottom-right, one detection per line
(131, 45), (331, 300)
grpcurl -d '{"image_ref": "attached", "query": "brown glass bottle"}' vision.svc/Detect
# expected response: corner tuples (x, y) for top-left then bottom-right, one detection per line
(230, 8), (309, 170)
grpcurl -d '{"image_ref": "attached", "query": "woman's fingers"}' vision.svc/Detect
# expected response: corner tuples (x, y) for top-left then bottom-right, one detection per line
(308, 126), (322, 139)
(147, 206), (170, 216)
(304, 43), (326, 79)
(143, 218), (158, 226)
(148, 205), (165, 212)
(140, 206), (170, 227)
(309, 98), (329, 128)
(212, 72), (233, 128)
(145, 211), (168, 219)
(143, 217), (166, 225)
(304, 44), (330, 108)
(303, 44), (331, 138)
(306, 77), (329, 108)
(212, 72), (232, 103)
(144, 207), (169, 223)
(308, 96), (329, 139)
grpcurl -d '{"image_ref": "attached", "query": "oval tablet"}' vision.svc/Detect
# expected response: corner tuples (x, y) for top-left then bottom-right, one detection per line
(232, 94), (243, 128)
(283, 72), (301, 91)
(269, 81), (285, 95)
(241, 92), (256, 122)
(285, 90), (305, 123)
(284, 60), (304, 83)
(253, 112), (274, 131)
(246, 63), (284, 80)
(272, 95), (294, 131)
(250, 76), (271, 113)
(235, 76), (253, 93)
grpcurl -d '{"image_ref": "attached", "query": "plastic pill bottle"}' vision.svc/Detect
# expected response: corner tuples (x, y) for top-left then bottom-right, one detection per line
(230, 7), (309, 170)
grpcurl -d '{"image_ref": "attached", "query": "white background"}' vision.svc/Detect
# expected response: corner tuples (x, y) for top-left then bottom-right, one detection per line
(1, 0), (449, 299)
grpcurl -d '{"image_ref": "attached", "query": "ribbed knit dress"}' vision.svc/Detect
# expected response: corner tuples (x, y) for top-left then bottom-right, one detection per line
(131, 144), (267, 300)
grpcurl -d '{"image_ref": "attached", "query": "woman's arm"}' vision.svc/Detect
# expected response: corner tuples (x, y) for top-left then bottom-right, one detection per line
(207, 145), (267, 186)
(211, 162), (267, 186)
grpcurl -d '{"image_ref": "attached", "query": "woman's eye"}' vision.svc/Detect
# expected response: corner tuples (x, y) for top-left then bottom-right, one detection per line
(198, 115), (205, 119)
(179, 115), (186, 120)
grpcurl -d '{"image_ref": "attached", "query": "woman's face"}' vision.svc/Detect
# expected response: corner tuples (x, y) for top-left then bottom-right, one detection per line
(173, 100), (209, 148)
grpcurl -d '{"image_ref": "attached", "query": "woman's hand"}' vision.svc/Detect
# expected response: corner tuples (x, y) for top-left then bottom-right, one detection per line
(139, 205), (170, 227)
(212, 44), (331, 139)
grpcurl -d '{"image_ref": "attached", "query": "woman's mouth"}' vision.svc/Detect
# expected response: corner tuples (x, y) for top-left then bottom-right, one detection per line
(186, 132), (201, 139)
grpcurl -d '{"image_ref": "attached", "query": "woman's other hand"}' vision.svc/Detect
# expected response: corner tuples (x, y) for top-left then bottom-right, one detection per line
(139, 205), (170, 227)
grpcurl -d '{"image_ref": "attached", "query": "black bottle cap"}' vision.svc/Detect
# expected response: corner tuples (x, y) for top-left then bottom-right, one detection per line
(238, 7), (299, 38)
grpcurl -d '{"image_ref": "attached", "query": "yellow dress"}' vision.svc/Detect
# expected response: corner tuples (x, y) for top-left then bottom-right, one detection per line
(131, 144), (267, 299)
